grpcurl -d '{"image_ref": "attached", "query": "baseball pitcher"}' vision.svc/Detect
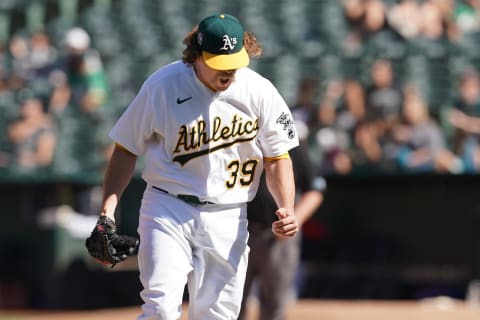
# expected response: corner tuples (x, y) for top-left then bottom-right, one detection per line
(86, 13), (299, 320)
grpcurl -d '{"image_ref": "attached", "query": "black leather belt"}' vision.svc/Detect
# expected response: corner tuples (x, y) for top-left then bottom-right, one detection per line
(152, 186), (215, 206)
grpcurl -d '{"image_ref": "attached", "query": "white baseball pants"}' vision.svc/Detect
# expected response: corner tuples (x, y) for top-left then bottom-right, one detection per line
(136, 186), (249, 320)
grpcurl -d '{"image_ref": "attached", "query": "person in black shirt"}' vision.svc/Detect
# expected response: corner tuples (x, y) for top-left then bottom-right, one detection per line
(239, 138), (325, 320)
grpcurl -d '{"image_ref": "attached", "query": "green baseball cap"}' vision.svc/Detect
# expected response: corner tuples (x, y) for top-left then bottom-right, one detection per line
(197, 14), (249, 70)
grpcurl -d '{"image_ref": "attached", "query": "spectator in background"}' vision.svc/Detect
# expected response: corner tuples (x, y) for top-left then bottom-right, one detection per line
(8, 30), (57, 81)
(45, 28), (112, 215)
(364, 59), (403, 122)
(8, 34), (31, 79)
(28, 30), (57, 78)
(453, 0), (480, 36)
(318, 78), (365, 132)
(341, 0), (367, 53)
(387, 0), (459, 63)
(341, 0), (392, 52)
(314, 78), (365, 175)
(387, 0), (423, 40)
(59, 27), (109, 114)
(290, 77), (319, 133)
(0, 76), (15, 167)
(48, 70), (71, 115)
(392, 87), (463, 174)
(7, 94), (56, 172)
(362, 0), (389, 36)
(414, 0), (459, 55)
(448, 67), (480, 172)
(343, 78), (367, 123)
(419, 0), (453, 41)
(6, 92), (60, 227)
(342, 0), (366, 32)
(62, 26), (112, 163)
(354, 58), (403, 171)
(55, 26), (111, 168)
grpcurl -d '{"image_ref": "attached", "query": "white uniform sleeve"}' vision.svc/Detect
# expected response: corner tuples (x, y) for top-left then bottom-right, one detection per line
(256, 80), (299, 156)
(109, 82), (158, 155)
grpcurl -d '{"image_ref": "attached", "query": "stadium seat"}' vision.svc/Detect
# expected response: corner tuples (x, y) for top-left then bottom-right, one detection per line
(307, 0), (347, 53)
(25, 0), (47, 33)
(57, 0), (78, 24)
(316, 54), (343, 83)
(0, 0), (19, 11)
(0, 93), (16, 156)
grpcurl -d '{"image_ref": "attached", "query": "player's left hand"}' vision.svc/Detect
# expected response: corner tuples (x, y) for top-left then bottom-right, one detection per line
(85, 216), (139, 267)
(272, 208), (298, 239)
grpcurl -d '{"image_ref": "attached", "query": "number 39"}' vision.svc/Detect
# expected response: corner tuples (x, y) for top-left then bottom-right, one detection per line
(226, 159), (259, 188)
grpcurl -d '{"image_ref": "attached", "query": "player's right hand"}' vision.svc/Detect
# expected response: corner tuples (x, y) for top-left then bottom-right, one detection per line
(272, 208), (298, 239)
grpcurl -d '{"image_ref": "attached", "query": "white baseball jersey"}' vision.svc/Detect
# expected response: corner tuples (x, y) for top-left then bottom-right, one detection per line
(110, 60), (298, 204)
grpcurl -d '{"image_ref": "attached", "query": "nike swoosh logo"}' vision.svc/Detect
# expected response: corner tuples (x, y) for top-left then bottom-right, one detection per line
(176, 96), (192, 104)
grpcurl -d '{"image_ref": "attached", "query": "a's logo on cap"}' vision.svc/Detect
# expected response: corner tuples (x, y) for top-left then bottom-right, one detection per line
(220, 35), (237, 51)
(197, 13), (249, 70)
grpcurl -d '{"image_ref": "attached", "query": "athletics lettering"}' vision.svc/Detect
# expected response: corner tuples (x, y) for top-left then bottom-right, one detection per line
(173, 115), (259, 165)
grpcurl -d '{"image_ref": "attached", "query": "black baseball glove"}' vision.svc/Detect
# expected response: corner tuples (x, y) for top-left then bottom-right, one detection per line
(85, 216), (139, 267)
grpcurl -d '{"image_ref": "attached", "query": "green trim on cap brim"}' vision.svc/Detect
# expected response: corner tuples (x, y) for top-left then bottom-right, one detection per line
(202, 47), (249, 70)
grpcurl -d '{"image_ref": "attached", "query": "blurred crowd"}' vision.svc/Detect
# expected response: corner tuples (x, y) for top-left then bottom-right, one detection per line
(1, 0), (480, 178)
(293, 58), (480, 176)
(294, 0), (480, 176)
(0, 25), (112, 179)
